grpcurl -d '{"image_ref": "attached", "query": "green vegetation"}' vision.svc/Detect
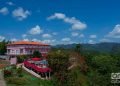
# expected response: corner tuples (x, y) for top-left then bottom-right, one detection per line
(6, 71), (54, 86)
(4, 65), (54, 86)
(33, 50), (42, 58)
(48, 50), (69, 86)
(17, 55), (28, 63)
(47, 47), (88, 86)
(47, 44), (120, 86)
(75, 43), (82, 53)
(2, 42), (120, 86)
(0, 40), (9, 55)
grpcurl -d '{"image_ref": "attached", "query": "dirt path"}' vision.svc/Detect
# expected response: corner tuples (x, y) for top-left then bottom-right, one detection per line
(0, 71), (6, 86)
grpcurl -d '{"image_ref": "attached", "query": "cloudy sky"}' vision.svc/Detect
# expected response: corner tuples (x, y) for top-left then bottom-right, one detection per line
(0, 0), (120, 45)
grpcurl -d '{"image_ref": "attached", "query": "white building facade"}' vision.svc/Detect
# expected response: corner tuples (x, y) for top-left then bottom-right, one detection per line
(7, 41), (51, 57)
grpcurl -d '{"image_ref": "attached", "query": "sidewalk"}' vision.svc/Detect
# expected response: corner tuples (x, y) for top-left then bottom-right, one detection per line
(0, 71), (6, 86)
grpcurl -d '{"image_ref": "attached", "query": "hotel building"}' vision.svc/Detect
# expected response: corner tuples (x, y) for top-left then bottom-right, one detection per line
(7, 41), (51, 57)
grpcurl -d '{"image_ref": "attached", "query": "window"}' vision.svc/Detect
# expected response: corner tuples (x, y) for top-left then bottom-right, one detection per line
(30, 50), (32, 54)
(20, 49), (23, 54)
(7, 49), (10, 54)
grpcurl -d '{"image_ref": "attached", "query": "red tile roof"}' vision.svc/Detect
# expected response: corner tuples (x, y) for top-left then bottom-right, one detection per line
(7, 41), (49, 46)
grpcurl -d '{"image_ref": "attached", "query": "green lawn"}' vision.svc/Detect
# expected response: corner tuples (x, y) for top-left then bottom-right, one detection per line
(6, 70), (54, 86)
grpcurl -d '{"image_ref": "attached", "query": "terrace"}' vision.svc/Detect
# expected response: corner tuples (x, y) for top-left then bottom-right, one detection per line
(23, 57), (52, 79)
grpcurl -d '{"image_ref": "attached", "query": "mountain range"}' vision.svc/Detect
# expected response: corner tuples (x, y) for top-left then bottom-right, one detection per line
(53, 42), (120, 53)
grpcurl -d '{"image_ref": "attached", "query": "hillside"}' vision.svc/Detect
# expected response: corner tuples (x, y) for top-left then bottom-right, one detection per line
(53, 42), (120, 53)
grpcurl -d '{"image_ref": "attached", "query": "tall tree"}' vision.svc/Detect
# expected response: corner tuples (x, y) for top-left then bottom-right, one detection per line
(48, 50), (69, 86)
(0, 40), (7, 55)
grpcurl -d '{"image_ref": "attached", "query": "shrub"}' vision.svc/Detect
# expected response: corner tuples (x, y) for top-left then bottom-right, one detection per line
(17, 67), (22, 73)
(17, 55), (27, 63)
(16, 67), (23, 77)
(4, 70), (12, 78)
(11, 65), (16, 69)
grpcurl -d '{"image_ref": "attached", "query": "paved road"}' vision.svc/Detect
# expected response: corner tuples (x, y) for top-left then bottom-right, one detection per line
(0, 71), (6, 86)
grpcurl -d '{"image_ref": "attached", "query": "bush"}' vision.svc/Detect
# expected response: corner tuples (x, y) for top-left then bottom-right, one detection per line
(16, 67), (23, 77)
(17, 55), (27, 63)
(11, 65), (16, 69)
(17, 67), (22, 73)
(4, 70), (12, 78)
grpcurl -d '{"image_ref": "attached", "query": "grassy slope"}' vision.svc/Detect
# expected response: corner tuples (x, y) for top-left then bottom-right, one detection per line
(6, 70), (53, 86)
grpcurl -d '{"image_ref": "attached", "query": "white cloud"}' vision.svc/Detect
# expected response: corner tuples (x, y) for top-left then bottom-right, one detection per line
(61, 37), (71, 42)
(0, 36), (5, 41)
(107, 24), (120, 38)
(90, 35), (97, 38)
(47, 13), (87, 30)
(0, 7), (9, 15)
(22, 34), (27, 38)
(12, 7), (30, 21)
(42, 38), (57, 45)
(23, 38), (29, 41)
(42, 34), (52, 38)
(88, 40), (95, 44)
(42, 39), (56, 45)
(52, 32), (57, 35)
(51, 39), (56, 43)
(11, 38), (17, 42)
(32, 38), (40, 42)
(29, 25), (43, 35)
(47, 13), (65, 20)
(72, 22), (86, 30)
(71, 32), (79, 37)
(100, 38), (110, 42)
(42, 40), (51, 44)
(79, 34), (84, 38)
(6, 2), (14, 6)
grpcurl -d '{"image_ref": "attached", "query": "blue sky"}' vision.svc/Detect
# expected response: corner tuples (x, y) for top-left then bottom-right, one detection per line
(0, 0), (120, 44)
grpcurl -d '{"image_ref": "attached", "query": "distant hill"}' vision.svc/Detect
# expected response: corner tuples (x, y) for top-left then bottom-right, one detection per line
(52, 42), (120, 53)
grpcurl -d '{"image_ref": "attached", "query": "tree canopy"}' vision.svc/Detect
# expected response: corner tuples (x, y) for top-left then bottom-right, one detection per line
(0, 40), (9, 55)
(32, 50), (42, 58)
